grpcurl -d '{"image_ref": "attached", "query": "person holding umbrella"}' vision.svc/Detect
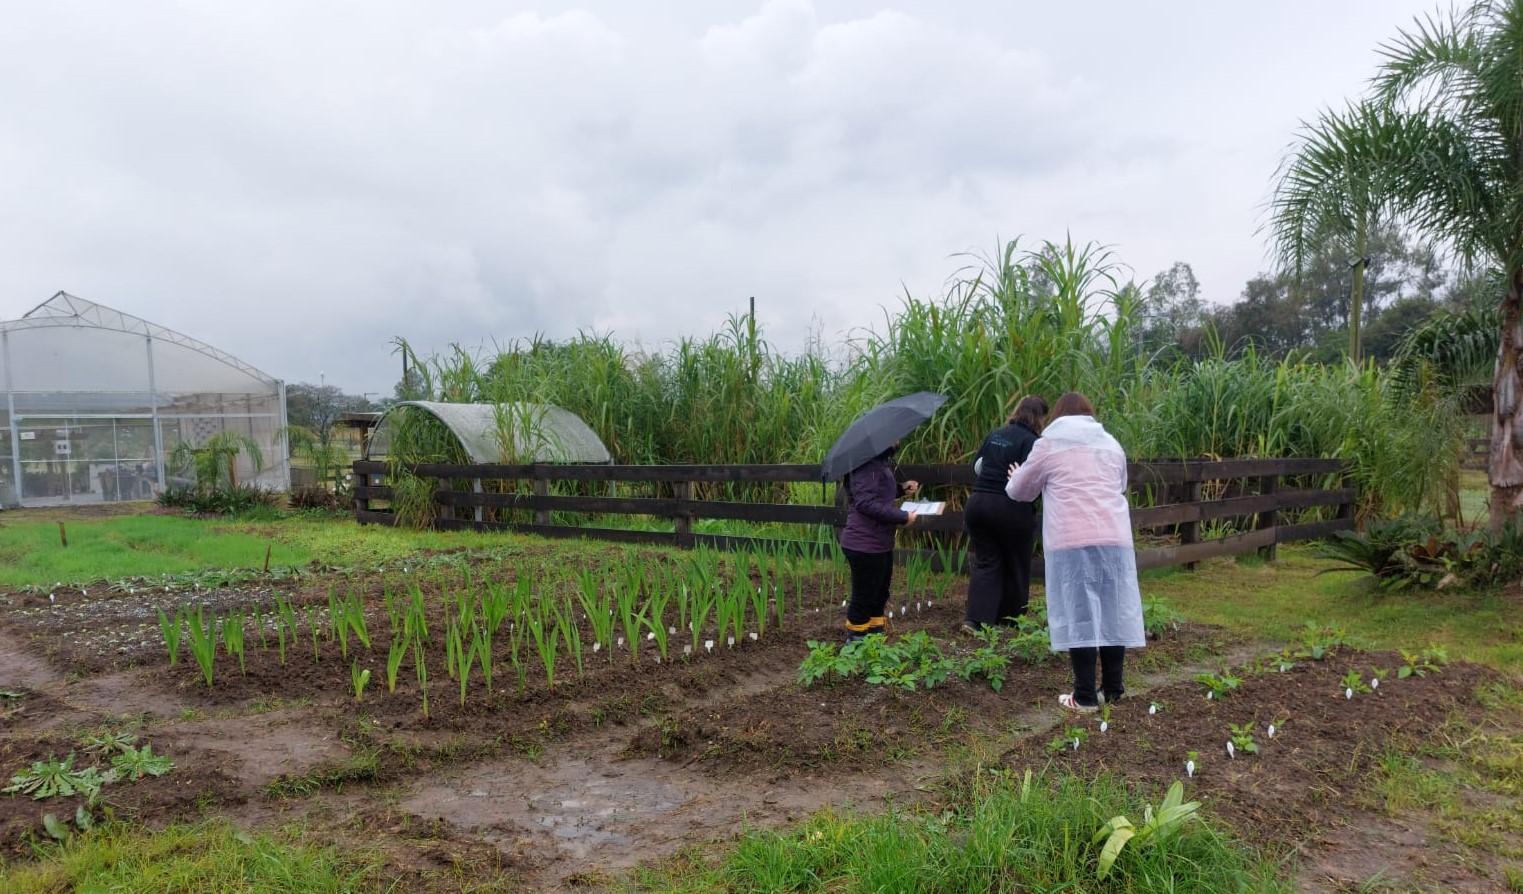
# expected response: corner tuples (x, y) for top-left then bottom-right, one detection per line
(1004, 392), (1144, 711)
(822, 392), (947, 641)
(963, 394), (1047, 629)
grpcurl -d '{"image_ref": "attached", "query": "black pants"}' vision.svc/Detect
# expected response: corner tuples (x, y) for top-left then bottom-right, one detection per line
(843, 548), (894, 626)
(1070, 646), (1126, 706)
(963, 491), (1036, 626)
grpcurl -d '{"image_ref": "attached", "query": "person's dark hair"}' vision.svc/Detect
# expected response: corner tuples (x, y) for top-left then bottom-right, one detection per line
(1049, 391), (1095, 421)
(1007, 395), (1049, 432)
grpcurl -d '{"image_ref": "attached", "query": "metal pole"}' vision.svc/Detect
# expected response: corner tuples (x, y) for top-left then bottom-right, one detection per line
(3, 331), (21, 505)
(277, 380), (291, 491)
(147, 335), (166, 495)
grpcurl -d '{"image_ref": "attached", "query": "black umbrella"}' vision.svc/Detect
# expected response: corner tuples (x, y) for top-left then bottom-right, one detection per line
(820, 391), (948, 482)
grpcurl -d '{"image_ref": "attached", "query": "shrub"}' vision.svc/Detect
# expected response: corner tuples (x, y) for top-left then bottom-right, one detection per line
(158, 485), (280, 516)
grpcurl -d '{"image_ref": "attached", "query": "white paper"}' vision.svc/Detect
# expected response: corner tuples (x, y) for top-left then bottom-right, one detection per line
(900, 500), (946, 515)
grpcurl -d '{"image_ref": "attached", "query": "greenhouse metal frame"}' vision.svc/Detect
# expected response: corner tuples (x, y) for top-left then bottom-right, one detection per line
(0, 292), (289, 508)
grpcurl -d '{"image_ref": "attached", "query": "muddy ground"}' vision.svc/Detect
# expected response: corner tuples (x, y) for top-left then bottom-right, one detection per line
(0, 560), (1510, 891)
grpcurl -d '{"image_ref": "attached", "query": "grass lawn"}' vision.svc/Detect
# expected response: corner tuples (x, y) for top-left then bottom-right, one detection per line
(0, 515), (313, 589)
(1141, 547), (1523, 674)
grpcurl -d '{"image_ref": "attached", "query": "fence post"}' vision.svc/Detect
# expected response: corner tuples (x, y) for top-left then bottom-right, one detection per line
(472, 477), (484, 524)
(353, 463), (368, 514)
(1336, 467), (1355, 525)
(437, 477), (451, 526)
(1257, 473), (1279, 561)
(674, 480), (694, 548)
(1181, 478), (1202, 571)
(532, 477), (550, 527)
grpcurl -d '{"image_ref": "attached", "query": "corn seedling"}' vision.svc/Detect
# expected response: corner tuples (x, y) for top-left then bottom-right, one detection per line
(157, 607), (183, 667)
(413, 627), (430, 719)
(221, 612), (246, 675)
(615, 574), (644, 665)
(251, 608), (269, 651)
(529, 601), (560, 690)
(447, 624), (475, 706)
(555, 598), (584, 679)
(386, 636), (407, 693)
(185, 607), (217, 687)
(646, 587), (671, 661)
(471, 620), (496, 692)
(576, 570), (615, 658)
(306, 604), (322, 662)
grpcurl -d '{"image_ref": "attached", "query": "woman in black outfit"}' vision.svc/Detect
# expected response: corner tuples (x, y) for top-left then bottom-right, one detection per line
(964, 395), (1047, 628)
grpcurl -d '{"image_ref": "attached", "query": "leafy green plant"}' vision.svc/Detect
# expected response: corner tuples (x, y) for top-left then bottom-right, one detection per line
(1091, 781), (1201, 879)
(576, 570), (615, 658)
(1227, 723), (1259, 756)
(1398, 645), (1449, 678)
(110, 744), (174, 781)
(1297, 622), (1348, 660)
(1141, 596), (1182, 637)
(1194, 672), (1241, 700)
(1048, 726), (1090, 753)
(958, 626), (1010, 692)
(4, 755), (107, 801)
(79, 731), (137, 756)
(1341, 670), (1372, 697)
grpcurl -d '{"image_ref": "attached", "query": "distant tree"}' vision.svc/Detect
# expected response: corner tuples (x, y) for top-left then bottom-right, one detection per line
(286, 383), (373, 443)
(1139, 262), (1210, 358)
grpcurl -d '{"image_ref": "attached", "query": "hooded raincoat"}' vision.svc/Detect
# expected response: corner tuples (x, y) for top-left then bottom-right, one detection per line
(1004, 415), (1145, 651)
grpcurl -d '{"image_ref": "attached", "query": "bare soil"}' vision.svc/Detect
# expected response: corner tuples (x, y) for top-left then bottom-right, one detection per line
(0, 565), (1507, 891)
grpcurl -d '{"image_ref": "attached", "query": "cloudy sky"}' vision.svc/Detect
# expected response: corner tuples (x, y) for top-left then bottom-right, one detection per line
(0, 0), (1441, 394)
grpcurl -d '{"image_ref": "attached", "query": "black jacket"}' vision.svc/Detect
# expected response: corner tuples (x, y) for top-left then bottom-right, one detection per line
(971, 422), (1040, 495)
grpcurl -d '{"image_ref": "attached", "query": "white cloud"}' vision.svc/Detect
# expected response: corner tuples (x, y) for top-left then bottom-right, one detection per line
(0, 0), (1441, 392)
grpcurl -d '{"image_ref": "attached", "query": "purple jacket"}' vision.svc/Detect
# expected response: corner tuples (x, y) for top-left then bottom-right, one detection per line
(839, 457), (909, 553)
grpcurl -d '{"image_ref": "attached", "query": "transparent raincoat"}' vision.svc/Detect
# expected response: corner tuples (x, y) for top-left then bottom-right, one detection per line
(1004, 415), (1145, 650)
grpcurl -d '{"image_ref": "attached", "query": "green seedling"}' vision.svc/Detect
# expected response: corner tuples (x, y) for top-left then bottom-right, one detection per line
(156, 607), (183, 667)
(1195, 672), (1241, 700)
(221, 612), (246, 674)
(1091, 781), (1201, 879)
(4, 754), (107, 802)
(1227, 723), (1259, 757)
(1341, 670), (1372, 698)
(185, 606), (217, 687)
(1048, 726), (1090, 754)
(1398, 645), (1449, 679)
(110, 744), (174, 781)
(351, 664), (372, 702)
(79, 731), (137, 755)
(386, 636), (407, 693)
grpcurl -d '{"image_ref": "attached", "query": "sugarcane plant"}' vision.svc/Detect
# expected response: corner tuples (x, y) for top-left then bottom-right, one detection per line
(184, 606), (217, 687)
(156, 606), (183, 667)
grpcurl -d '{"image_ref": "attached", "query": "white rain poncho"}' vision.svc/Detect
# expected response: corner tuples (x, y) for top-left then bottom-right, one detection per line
(1005, 415), (1145, 650)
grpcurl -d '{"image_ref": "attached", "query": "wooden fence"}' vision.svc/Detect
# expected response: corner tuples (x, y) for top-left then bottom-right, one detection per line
(352, 457), (1353, 574)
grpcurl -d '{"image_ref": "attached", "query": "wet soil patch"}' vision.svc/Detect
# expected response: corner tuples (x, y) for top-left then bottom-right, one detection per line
(630, 626), (1232, 772)
(1001, 648), (1494, 849)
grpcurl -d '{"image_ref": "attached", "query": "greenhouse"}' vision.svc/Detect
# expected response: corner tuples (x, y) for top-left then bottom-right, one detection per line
(0, 292), (289, 508)
(365, 401), (612, 465)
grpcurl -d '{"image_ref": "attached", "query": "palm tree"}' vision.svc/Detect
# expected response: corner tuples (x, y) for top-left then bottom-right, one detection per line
(1269, 102), (1397, 363)
(1270, 0), (1523, 531)
(170, 431), (264, 493)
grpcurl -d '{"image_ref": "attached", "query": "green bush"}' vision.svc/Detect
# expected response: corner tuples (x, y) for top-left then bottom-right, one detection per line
(157, 485), (280, 516)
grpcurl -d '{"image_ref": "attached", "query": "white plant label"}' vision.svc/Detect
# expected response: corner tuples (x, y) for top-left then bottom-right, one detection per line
(704, 640), (714, 653)
(617, 637), (624, 647)
(1071, 738), (1080, 751)
(1186, 760), (1196, 777)
(916, 602), (922, 612)
(1345, 687), (1354, 700)
(1227, 741), (1236, 759)
(1207, 691), (1214, 700)
(749, 632), (758, 641)
(683, 645), (692, 655)
(887, 611), (894, 620)
(592, 642), (601, 653)
(1099, 721), (1109, 733)
(669, 626), (677, 636)
(1267, 724), (1276, 738)
(646, 632), (655, 641)
(1371, 678), (1380, 690)
(1149, 703), (1159, 715)
(727, 636), (736, 648)
(841, 600), (847, 607)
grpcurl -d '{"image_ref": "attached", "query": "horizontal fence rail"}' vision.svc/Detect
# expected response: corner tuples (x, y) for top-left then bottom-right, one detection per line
(352, 457), (1352, 574)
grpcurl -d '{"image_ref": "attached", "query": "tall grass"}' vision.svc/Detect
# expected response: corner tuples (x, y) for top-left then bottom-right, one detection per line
(635, 770), (1287, 893)
(387, 235), (1460, 520)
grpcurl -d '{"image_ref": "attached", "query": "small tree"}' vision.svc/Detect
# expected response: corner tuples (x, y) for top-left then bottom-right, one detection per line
(170, 432), (264, 492)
